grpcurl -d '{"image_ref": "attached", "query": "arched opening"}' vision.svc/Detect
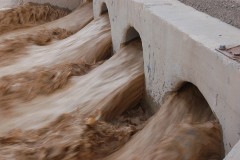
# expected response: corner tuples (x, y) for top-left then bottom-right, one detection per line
(98, 2), (113, 55)
(118, 26), (149, 120)
(100, 2), (108, 15)
(175, 82), (216, 119)
(160, 82), (225, 157)
(98, 81), (225, 159)
(119, 26), (152, 117)
(123, 26), (140, 45)
(165, 82), (220, 125)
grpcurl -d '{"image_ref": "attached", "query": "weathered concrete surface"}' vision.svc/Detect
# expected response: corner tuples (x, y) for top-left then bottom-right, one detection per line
(93, 0), (240, 155)
(0, 0), (85, 10)
(225, 140), (240, 160)
(179, 0), (240, 29)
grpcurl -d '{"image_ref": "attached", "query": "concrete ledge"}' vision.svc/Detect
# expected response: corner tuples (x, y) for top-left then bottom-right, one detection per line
(94, 0), (240, 154)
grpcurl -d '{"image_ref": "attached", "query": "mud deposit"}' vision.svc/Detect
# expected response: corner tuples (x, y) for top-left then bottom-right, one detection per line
(0, 2), (70, 35)
(0, 1), (224, 160)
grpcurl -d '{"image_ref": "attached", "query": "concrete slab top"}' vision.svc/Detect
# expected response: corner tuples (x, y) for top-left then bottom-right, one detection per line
(139, 0), (240, 67)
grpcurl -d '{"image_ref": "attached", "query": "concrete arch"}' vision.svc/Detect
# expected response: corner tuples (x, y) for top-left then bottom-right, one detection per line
(175, 81), (218, 117)
(100, 2), (108, 15)
(93, 1), (110, 17)
(93, 0), (110, 18)
(93, 0), (240, 156)
(122, 26), (140, 44)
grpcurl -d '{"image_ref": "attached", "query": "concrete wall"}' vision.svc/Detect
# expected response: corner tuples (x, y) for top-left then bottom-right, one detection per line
(0, 0), (84, 10)
(225, 140), (240, 160)
(93, 0), (240, 156)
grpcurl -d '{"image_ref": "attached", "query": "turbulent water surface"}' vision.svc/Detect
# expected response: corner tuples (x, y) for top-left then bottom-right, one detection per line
(0, 1), (224, 160)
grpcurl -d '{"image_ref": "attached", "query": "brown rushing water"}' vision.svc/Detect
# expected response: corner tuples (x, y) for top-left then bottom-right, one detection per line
(106, 84), (224, 160)
(0, 40), (145, 159)
(0, 28), (73, 67)
(0, 1), (224, 160)
(0, 2), (70, 35)
(0, 2), (93, 40)
(0, 13), (111, 109)
(0, 2), (94, 67)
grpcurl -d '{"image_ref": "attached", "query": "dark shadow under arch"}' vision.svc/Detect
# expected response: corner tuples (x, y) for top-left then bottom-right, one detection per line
(123, 26), (140, 45)
(122, 27), (148, 114)
(100, 2), (108, 15)
(176, 82), (217, 121)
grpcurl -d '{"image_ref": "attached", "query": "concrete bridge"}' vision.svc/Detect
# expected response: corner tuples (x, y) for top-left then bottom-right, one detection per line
(1, 0), (240, 158)
(93, 0), (240, 158)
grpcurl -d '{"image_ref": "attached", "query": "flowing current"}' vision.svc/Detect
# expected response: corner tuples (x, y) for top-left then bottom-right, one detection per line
(0, 1), (224, 160)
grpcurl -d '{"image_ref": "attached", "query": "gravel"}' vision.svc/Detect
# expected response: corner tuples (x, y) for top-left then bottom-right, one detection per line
(178, 0), (240, 29)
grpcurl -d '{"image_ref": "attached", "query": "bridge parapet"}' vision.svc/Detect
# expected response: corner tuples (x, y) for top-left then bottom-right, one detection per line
(94, 0), (240, 155)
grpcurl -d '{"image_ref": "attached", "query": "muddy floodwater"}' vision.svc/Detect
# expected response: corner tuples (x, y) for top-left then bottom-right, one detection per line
(0, 1), (224, 160)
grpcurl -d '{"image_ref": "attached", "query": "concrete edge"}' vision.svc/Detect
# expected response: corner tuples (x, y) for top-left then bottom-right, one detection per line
(93, 0), (240, 155)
